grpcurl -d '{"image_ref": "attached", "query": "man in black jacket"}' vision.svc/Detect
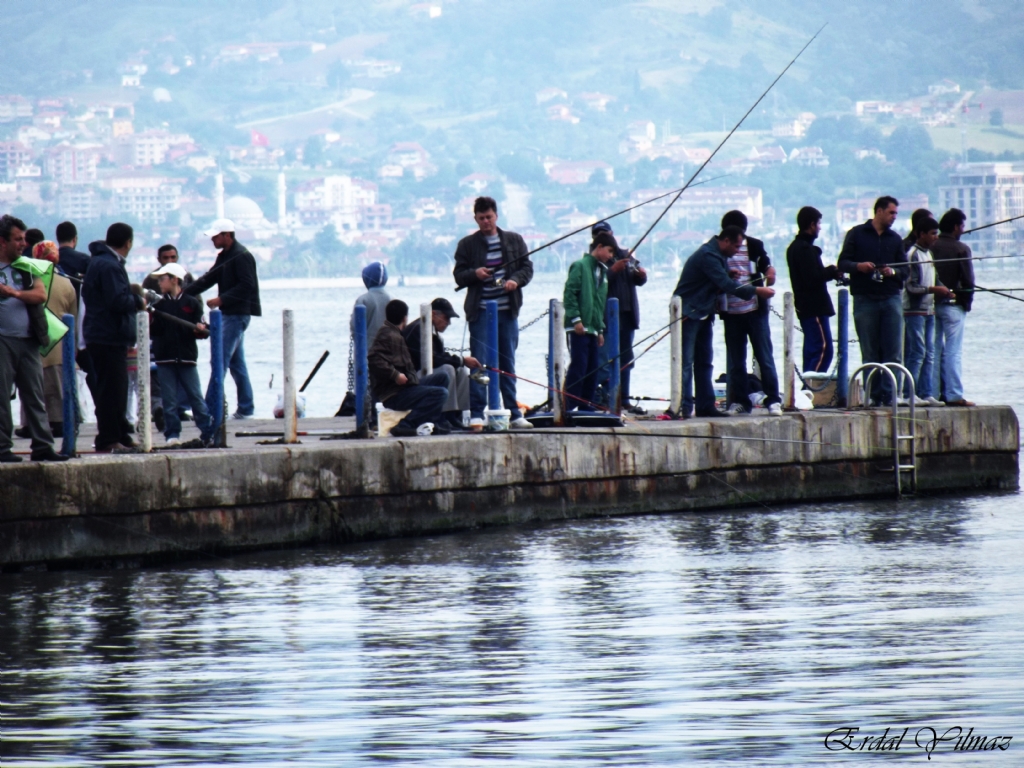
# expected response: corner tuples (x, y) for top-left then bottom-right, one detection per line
(149, 263), (215, 446)
(931, 208), (975, 406)
(786, 206), (839, 374)
(453, 197), (534, 429)
(369, 300), (451, 437)
(0, 215), (68, 462)
(83, 222), (146, 452)
(56, 221), (90, 284)
(187, 218), (261, 420)
(403, 297), (481, 430)
(592, 221), (648, 414)
(837, 196), (909, 405)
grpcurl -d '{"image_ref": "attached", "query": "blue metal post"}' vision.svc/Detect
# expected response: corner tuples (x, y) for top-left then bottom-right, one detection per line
(208, 309), (225, 444)
(486, 299), (501, 411)
(547, 298), (556, 404)
(60, 313), (77, 457)
(354, 304), (369, 435)
(837, 288), (849, 407)
(606, 297), (620, 414)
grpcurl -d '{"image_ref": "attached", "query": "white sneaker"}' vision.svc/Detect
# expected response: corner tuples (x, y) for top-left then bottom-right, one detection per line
(924, 396), (945, 407)
(469, 417), (485, 431)
(768, 403), (783, 416)
(165, 437), (181, 446)
(725, 402), (747, 416)
(510, 417), (534, 429)
(913, 396), (929, 406)
(896, 397), (910, 407)
(231, 412), (255, 420)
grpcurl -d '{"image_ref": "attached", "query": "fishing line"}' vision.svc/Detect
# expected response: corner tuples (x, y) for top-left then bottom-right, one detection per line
(629, 24), (826, 255)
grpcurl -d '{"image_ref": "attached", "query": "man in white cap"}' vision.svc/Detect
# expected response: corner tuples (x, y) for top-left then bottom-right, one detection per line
(186, 218), (261, 420)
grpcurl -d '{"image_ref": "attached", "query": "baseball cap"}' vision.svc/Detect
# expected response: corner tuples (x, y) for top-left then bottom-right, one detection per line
(203, 218), (236, 237)
(431, 297), (460, 319)
(150, 263), (188, 280)
(591, 220), (613, 234)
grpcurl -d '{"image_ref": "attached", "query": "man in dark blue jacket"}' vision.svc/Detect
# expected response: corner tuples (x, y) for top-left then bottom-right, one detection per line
(673, 227), (775, 418)
(186, 218), (261, 420)
(837, 196), (909, 405)
(83, 222), (145, 452)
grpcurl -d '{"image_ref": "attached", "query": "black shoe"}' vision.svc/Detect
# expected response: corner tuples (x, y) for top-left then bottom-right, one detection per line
(432, 421), (451, 435)
(0, 451), (23, 463)
(31, 448), (70, 462)
(49, 422), (64, 438)
(390, 425), (417, 437)
(14, 426), (30, 439)
(625, 404), (647, 416)
(695, 408), (730, 418)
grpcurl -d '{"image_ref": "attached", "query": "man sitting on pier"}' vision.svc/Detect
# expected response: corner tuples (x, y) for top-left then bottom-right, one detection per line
(673, 226), (775, 418)
(369, 299), (452, 437)
(402, 297), (481, 431)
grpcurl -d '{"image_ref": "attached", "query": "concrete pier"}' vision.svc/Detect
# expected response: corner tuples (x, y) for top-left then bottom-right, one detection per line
(1, 406), (1018, 570)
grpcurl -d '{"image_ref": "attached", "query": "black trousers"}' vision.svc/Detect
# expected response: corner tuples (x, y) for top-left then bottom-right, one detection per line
(88, 343), (130, 448)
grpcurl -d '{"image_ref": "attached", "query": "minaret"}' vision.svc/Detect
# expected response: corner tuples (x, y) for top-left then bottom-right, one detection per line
(277, 172), (286, 226)
(215, 172), (225, 219)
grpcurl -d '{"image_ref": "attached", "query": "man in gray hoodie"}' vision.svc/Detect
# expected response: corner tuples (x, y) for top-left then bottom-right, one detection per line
(351, 261), (391, 343)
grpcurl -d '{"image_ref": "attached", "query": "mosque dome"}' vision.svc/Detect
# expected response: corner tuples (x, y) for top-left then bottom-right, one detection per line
(224, 195), (267, 229)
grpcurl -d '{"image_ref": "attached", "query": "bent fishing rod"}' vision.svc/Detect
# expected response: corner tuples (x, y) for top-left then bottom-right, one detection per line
(964, 212), (1024, 235)
(453, 174), (730, 293)
(629, 24), (826, 256)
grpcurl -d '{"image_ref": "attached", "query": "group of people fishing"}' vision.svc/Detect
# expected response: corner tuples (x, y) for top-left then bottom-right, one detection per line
(351, 193), (982, 438)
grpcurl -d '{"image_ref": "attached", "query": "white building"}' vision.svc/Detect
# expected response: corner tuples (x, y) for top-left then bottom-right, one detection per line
(58, 183), (104, 221)
(105, 175), (183, 224)
(630, 186), (763, 228)
(940, 163), (1024, 258)
(293, 174), (378, 230)
(43, 144), (99, 183)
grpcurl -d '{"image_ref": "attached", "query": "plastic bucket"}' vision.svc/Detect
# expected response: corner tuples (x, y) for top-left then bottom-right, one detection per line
(484, 408), (511, 432)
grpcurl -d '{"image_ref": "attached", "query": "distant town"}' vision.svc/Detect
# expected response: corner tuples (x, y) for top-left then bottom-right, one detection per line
(2, 53), (1023, 279)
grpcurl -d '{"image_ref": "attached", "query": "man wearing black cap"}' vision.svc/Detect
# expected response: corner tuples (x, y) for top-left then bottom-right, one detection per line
(591, 220), (647, 413)
(403, 297), (481, 431)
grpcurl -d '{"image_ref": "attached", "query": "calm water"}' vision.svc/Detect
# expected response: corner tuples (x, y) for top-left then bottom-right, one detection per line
(2, 495), (1023, 765)
(3, 263), (1023, 765)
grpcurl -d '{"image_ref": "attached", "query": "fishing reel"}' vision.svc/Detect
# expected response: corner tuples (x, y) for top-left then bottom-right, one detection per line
(625, 257), (643, 279)
(470, 368), (491, 386)
(834, 275), (850, 287)
(490, 276), (506, 290)
(144, 289), (162, 306)
(871, 269), (886, 283)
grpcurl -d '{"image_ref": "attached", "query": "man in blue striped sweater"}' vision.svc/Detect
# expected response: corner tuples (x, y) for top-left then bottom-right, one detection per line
(453, 197), (534, 429)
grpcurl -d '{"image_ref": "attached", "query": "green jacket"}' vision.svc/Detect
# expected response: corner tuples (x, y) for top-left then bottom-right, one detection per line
(563, 253), (608, 334)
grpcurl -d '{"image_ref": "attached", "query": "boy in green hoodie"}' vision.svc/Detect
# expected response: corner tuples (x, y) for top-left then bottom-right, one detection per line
(563, 230), (616, 411)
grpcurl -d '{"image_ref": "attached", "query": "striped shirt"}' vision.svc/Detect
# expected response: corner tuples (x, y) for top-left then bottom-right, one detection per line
(720, 242), (758, 314)
(479, 234), (510, 311)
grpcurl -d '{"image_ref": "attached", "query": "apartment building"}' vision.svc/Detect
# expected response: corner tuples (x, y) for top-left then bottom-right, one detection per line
(939, 162), (1024, 258)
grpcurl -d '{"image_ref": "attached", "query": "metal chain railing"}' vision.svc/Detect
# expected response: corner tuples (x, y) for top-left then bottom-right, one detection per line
(445, 307), (550, 355)
(770, 304), (857, 344)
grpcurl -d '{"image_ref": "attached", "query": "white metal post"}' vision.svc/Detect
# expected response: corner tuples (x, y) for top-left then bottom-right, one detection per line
(783, 291), (796, 410)
(670, 296), (683, 416)
(552, 300), (566, 426)
(283, 309), (297, 443)
(136, 312), (152, 452)
(419, 303), (433, 377)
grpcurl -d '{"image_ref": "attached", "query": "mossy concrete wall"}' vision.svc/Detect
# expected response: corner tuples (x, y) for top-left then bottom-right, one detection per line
(1, 406), (1017, 569)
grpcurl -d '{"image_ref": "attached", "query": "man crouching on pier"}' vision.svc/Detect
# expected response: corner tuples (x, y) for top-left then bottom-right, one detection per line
(368, 299), (452, 437)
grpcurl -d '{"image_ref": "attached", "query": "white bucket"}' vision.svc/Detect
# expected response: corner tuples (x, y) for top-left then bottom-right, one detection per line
(484, 408), (511, 432)
(273, 392), (307, 418)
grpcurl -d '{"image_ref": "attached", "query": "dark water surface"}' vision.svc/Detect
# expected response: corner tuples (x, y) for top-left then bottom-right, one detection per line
(3, 493), (1023, 766)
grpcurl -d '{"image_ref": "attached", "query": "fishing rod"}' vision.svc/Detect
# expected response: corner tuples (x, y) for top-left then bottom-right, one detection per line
(299, 350), (330, 392)
(453, 174), (730, 292)
(629, 24), (826, 255)
(926, 253), (1023, 266)
(973, 285), (1024, 304)
(964, 212), (1024, 235)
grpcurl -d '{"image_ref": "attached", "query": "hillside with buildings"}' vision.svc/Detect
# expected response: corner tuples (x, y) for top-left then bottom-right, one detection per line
(2, 0), (1024, 277)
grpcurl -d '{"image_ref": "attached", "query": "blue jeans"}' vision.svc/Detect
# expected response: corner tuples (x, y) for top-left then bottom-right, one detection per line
(681, 316), (715, 415)
(723, 311), (780, 409)
(799, 315), (834, 374)
(903, 314), (935, 399)
(469, 309), (521, 420)
(934, 304), (966, 402)
(158, 364), (214, 441)
(383, 370), (450, 429)
(852, 295), (903, 404)
(566, 332), (600, 411)
(206, 314), (254, 418)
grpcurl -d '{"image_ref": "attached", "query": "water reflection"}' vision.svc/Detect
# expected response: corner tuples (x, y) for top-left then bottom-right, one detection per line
(2, 493), (1023, 765)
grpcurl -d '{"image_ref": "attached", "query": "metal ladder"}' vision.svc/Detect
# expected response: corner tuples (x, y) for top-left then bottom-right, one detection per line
(849, 363), (917, 498)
